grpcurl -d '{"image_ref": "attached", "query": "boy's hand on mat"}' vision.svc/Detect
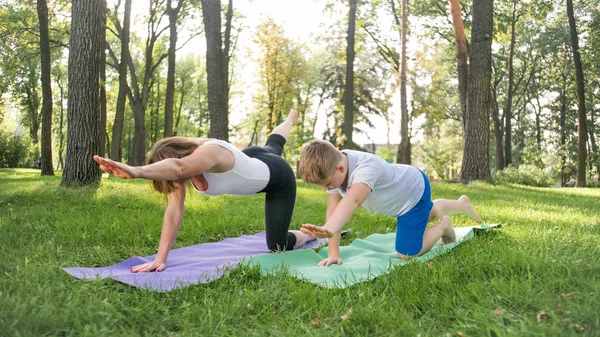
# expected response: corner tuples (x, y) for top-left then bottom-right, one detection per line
(318, 256), (342, 267)
(130, 260), (166, 273)
(93, 155), (138, 179)
(300, 224), (333, 238)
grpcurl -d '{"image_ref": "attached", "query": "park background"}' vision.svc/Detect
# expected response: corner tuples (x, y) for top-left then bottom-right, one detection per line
(0, 0), (599, 336)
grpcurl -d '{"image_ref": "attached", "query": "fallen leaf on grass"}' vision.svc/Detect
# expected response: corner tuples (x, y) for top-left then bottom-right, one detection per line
(561, 293), (573, 302)
(553, 305), (563, 315)
(340, 308), (353, 321)
(457, 332), (466, 337)
(537, 311), (548, 323)
(427, 262), (433, 269)
(210, 236), (218, 241)
(311, 316), (321, 327)
(571, 323), (584, 332)
(490, 240), (494, 245)
(494, 307), (502, 316)
(129, 252), (135, 258)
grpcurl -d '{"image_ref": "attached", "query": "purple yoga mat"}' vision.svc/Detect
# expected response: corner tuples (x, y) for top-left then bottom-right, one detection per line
(63, 232), (328, 291)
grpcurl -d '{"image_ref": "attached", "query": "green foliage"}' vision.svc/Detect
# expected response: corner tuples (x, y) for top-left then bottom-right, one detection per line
(0, 130), (36, 168)
(418, 120), (463, 181)
(492, 164), (556, 187)
(375, 145), (395, 163)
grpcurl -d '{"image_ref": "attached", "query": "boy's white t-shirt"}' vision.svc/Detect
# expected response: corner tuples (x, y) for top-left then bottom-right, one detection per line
(327, 150), (425, 218)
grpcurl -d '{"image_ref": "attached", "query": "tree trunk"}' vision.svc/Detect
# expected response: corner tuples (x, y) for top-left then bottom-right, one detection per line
(201, 0), (231, 141)
(164, 0), (183, 137)
(61, 0), (105, 186)
(559, 83), (567, 186)
(534, 97), (542, 148)
(174, 77), (186, 135)
(588, 100), (599, 181)
(99, 5), (107, 158)
(460, 0), (493, 183)
(37, 0), (54, 176)
(153, 80), (161, 142)
(504, 2), (518, 167)
(566, 0), (588, 187)
(131, 101), (147, 166)
(110, 0), (131, 162)
(57, 75), (66, 170)
(396, 0), (410, 164)
(448, 0), (468, 129)
(491, 81), (504, 171)
(342, 0), (356, 149)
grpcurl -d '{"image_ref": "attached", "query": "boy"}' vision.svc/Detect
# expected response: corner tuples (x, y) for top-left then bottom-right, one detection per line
(298, 139), (481, 266)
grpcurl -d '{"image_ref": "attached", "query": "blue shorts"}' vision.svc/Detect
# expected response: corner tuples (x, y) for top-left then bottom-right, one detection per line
(395, 170), (433, 256)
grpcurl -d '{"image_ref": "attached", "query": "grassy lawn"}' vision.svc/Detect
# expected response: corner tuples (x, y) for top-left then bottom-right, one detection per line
(0, 168), (598, 336)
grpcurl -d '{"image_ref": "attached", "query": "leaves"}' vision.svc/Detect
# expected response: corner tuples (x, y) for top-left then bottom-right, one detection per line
(340, 308), (353, 321)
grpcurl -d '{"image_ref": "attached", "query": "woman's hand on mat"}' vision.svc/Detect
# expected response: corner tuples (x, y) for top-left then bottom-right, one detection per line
(300, 224), (333, 238)
(130, 260), (166, 273)
(93, 155), (138, 179)
(318, 256), (342, 267)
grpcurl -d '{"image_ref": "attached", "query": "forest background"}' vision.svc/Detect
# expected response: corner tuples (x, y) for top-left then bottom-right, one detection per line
(0, 0), (598, 187)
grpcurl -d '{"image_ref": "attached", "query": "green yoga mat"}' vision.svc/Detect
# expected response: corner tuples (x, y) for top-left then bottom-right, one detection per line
(243, 224), (501, 288)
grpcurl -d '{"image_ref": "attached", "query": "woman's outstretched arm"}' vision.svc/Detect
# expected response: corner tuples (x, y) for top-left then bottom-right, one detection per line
(130, 184), (187, 273)
(93, 144), (224, 181)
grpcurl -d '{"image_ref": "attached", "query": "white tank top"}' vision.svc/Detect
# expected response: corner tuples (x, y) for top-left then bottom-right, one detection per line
(194, 140), (269, 196)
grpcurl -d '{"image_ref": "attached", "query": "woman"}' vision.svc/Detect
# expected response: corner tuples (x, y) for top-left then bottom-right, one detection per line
(93, 109), (314, 272)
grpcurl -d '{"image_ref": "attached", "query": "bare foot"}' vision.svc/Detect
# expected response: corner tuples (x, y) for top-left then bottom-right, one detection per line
(290, 230), (316, 249)
(440, 216), (456, 245)
(460, 195), (482, 223)
(287, 109), (302, 125)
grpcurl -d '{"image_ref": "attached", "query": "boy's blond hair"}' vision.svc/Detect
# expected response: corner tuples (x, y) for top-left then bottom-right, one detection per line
(299, 139), (344, 184)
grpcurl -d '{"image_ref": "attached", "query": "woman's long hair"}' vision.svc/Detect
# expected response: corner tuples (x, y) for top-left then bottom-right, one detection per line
(147, 137), (199, 195)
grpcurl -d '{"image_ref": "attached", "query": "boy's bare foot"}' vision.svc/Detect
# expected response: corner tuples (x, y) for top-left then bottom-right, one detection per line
(440, 216), (456, 245)
(290, 230), (316, 249)
(460, 195), (482, 223)
(287, 109), (302, 125)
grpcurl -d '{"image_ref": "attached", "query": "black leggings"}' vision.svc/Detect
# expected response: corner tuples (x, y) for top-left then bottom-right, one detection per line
(243, 134), (297, 251)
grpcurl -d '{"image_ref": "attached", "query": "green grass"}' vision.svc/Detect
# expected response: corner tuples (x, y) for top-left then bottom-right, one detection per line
(0, 168), (598, 337)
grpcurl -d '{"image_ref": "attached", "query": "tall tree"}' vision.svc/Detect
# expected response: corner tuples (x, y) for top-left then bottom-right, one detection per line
(62, 0), (106, 186)
(566, 0), (588, 187)
(201, 0), (232, 141)
(252, 19), (301, 134)
(99, 5), (108, 158)
(164, 0), (185, 137)
(460, 0), (493, 182)
(37, 0), (54, 175)
(107, 0), (169, 166)
(109, 0), (131, 162)
(396, 0), (410, 163)
(448, 0), (468, 127)
(341, 0), (357, 149)
(503, 1), (521, 167)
